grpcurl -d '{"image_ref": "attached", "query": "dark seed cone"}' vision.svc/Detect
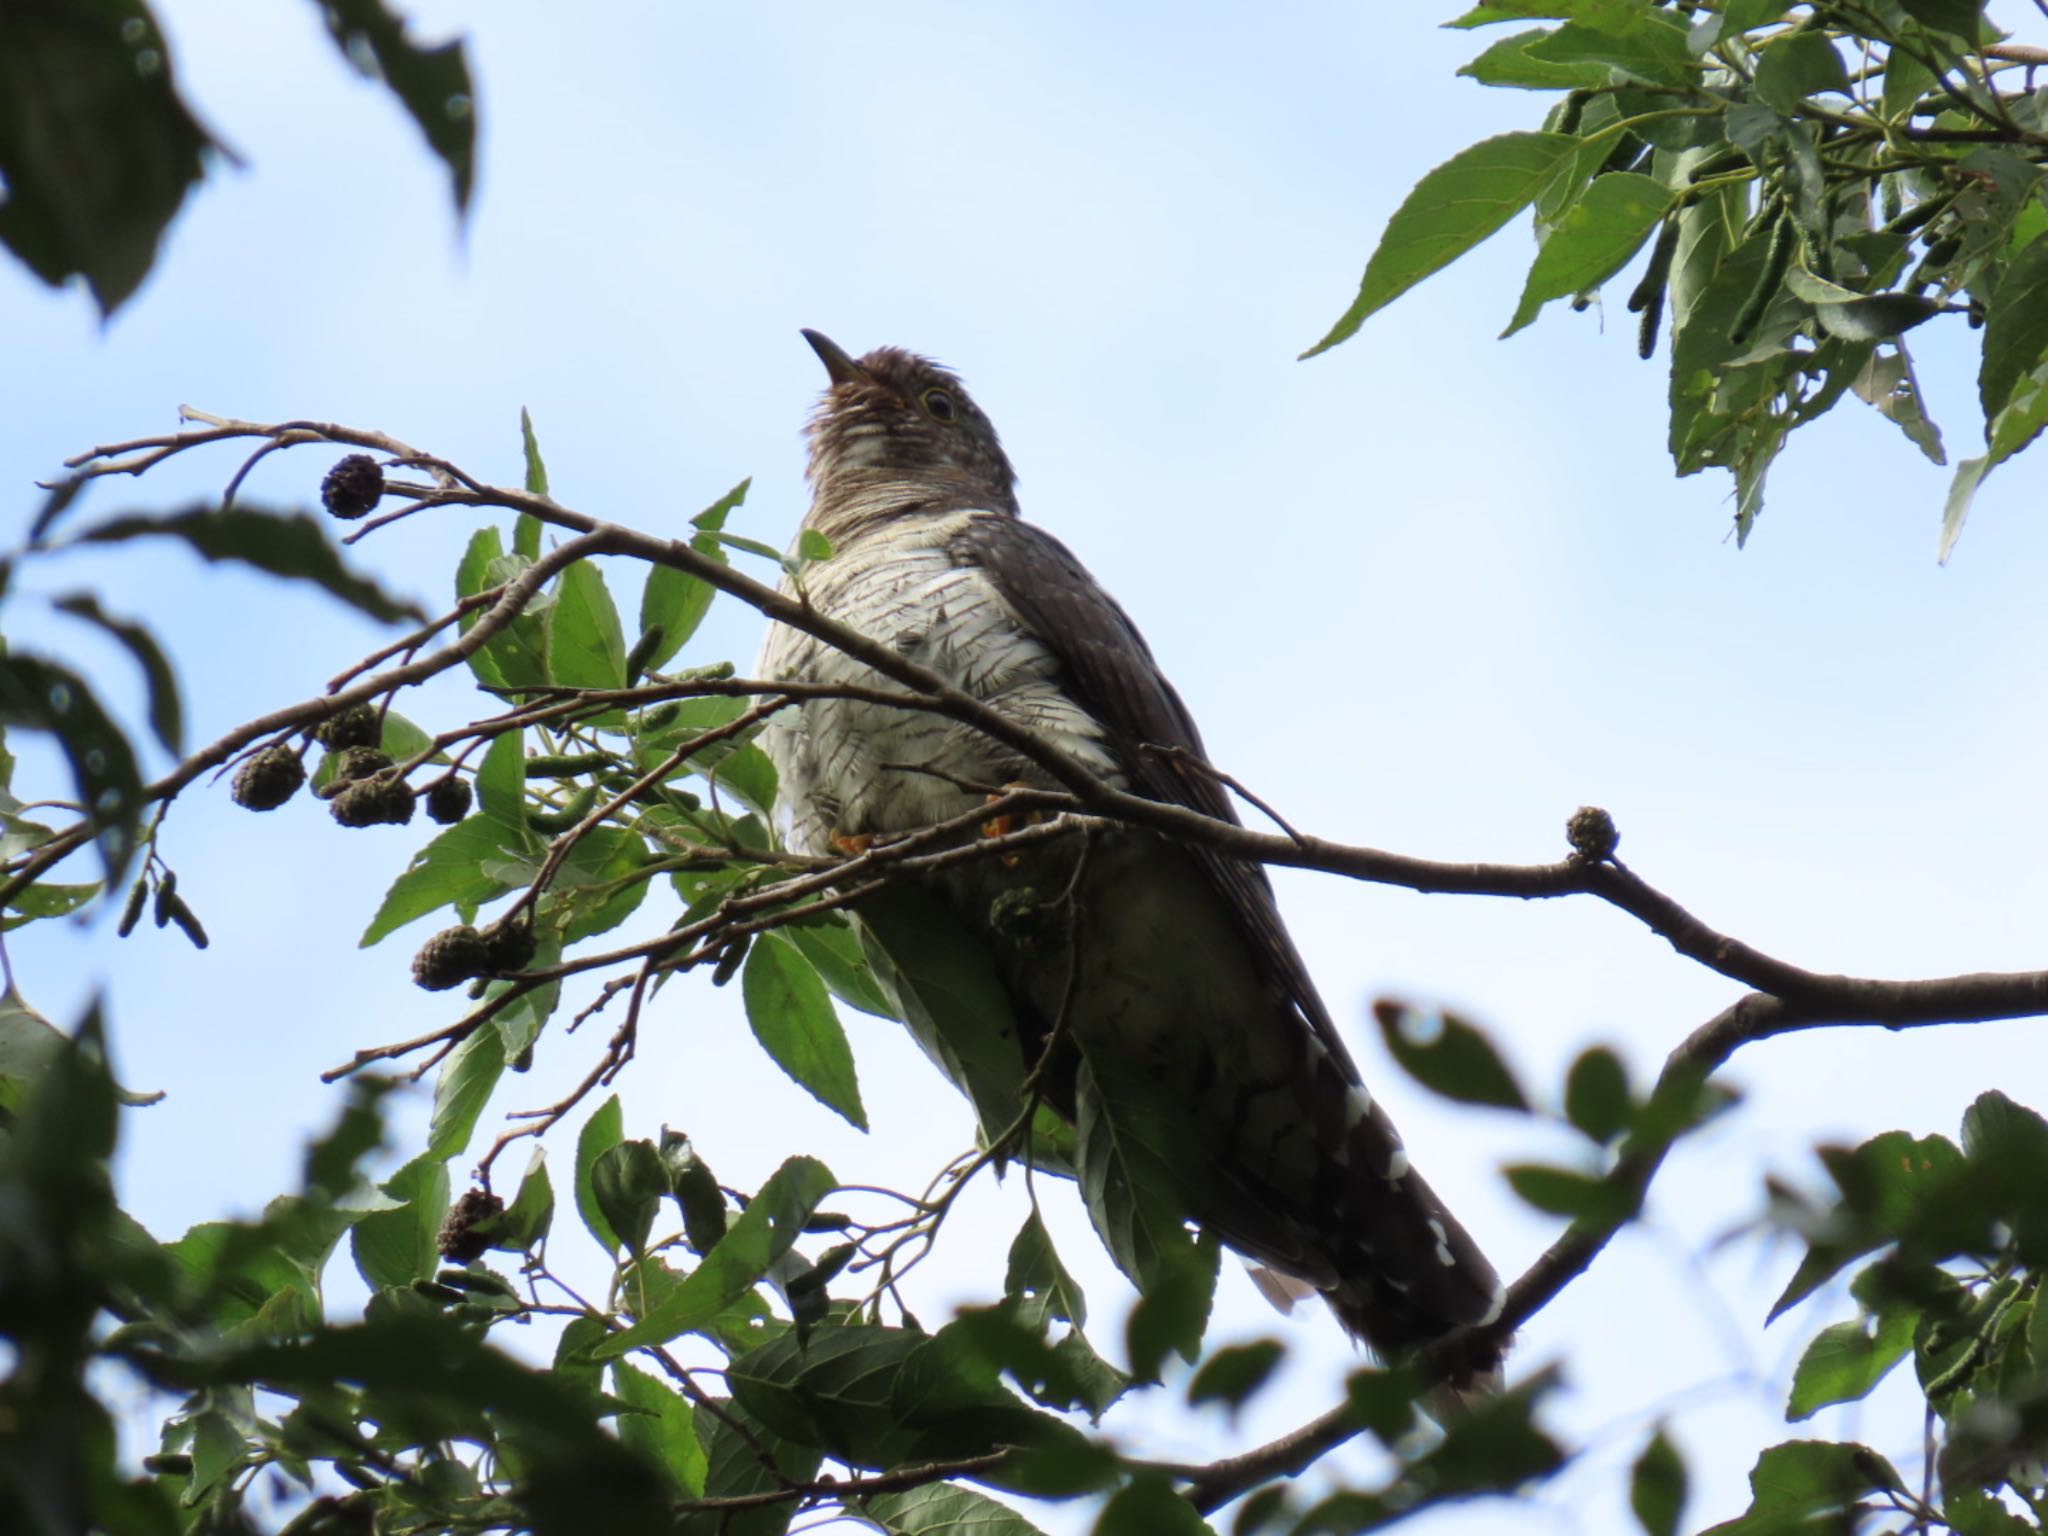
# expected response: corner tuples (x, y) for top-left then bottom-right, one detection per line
(412, 924), (492, 990)
(424, 776), (473, 825)
(315, 704), (382, 751)
(481, 917), (536, 974)
(321, 454), (385, 520)
(315, 747), (395, 800)
(437, 1188), (504, 1263)
(332, 777), (416, 827)
(1566, 805), (1619, 861)
(231, 746), (305, 811)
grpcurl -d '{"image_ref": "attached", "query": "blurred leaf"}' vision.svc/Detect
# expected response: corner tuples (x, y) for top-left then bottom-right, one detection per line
(1504, 1162), (1637, 1224)
(676, 1398), (821, 1536)
(1852, 343), (1945, 466)
(70, 504), (426, 625)
(547, 559), (629, 691)
(592, 1140), (668, 1258)
(742, 932), (867, 1131)
(315, 0), (476, 213)
(0, 990), (162, 1111)
(1187, 1339), (1285, 1413)
(1897, 0), (1985, 39)
(50, 593), (182, 754)
(1768, 1130), (1967, 1320)
(611, 1359), (706, 1497)
(1786, 1311), (1916, 1421)
(1124, 1231), (1219, 1382)
(594, 1156), (835, 1357)
(1303, 132), (1580, 358)
(1630, 1427), (1687, 1536)
(575, 1094), (627, 1253)
(1563, 1045), (1631, 1144)
(0, 653), (144, 885)
(0, 0), (213, 315)
(1094, 1475), (1215, 1536)
(1503, 172), (1671, 337)
(519, 406), (550, 496)
(494, 1146), (554, 1251)
(1373, 1001), (1530, 1112)
(1699, 1440), (1902, 1534)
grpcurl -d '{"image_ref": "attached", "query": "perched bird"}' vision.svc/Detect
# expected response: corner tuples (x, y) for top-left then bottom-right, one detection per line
(756, 331), (1505, 1380)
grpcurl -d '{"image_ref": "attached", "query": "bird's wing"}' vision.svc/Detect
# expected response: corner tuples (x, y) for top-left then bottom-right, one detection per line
(947, 512), (1365, 1086)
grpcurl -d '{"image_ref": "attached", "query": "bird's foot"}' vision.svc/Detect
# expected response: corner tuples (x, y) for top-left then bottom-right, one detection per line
(981, 784), (1054, 867)
(829, 830), (879, 856)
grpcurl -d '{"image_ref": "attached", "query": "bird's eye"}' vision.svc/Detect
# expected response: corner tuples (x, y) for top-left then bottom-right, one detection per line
(921, 388), (958, 423)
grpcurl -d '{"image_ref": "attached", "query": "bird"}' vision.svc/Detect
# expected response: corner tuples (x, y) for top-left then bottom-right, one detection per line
(755, 330), (1506, 1383)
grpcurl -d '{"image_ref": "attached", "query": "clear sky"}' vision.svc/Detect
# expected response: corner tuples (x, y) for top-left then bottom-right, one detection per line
(7, 4), (2047, 1533)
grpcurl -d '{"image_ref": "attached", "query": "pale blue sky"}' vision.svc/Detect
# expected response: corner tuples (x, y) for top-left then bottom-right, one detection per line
(8, 4), (2047, 1532)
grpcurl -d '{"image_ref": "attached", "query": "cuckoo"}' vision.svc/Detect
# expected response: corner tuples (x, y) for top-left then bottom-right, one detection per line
(756, 331), (1506, 1380)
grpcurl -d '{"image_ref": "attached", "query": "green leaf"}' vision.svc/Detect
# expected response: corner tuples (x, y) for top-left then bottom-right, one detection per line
(1630, 1428), (1687, 1536)
(660, 1131), (729, 1254)
(1007, 1210), (1087, 1330)
(1076, 1048), (1205, 1296)
(1505, 1162), (1638, 1224)
(494, 1146), (555, 1251)
(1302, 132), (1582, 358)
(1896, 0), (1984, 40)
(1522, 13), (1695, 87)
(1980, 231), (2048, 422)
(475, 726), (529, 835)
(574, 1093), (627, 1253)
(1459, 28), (1612, 89)
(1809, 292), (1944, 344)
(315, 0), (476, 213)
(861, 1484), (1050, 1536)
(350, 1154), (450, 1290)
(70, 504), (426, 625)
(611, 1359), (706, 1496)
(427, 1025), (503, 1161)
(1373, 1001), (1530, 1111)
(1851, 343), (1945, 466)
(0, 653), (144, 885)
(1752, 30), (1850, 114)
(50, 593), (182, 754)
(547, 559), (629, 691)
(359, 817), (529, 945)
(0, 0), (213, 315)
(0, 987), (161, 1110)
(1504, 171), (1672, 336)
(1187, 1339), (1285, 1413)
(455, 527), (549, 689)
(741, 932), (867, 1131)
(1564, 1045), (1631, 1144)
(796, 528), (834, 563)
(1093, 1475), (1216, 1536)
(1786, 1312), (1916, 1421)
(593, 1156), (835, 1358)
(1702, 1440), (1902, 1534)
(780, 917), (896, 1019)
(592, 1139), (668, 1258)
(519, 406), (550, 496)
(677, 1398), (822, 1536)
(1124, 1232), (1219, 1382)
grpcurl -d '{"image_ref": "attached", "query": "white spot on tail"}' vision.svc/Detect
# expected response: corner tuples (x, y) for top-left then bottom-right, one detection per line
(1347, 1085), (1373, 1123)
(1385, 1148), (1409, 1183)
(1478, 1283), (1507, 1327)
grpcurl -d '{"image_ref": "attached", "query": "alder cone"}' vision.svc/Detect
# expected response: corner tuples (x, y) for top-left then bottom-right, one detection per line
(230, 746), (304, 811)
(412, 925), (491, 990)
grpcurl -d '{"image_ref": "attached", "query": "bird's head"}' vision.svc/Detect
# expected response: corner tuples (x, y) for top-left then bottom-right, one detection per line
(800, 330), (1019, 529)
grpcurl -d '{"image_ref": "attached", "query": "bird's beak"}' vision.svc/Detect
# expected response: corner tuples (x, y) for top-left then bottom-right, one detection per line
(801, 329), (866, 386)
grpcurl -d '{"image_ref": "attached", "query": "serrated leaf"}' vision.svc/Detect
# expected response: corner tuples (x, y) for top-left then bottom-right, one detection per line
(427, 1025), (503, 1161)
(780, 917), (895, 1019)
(593, 1156), (835, 1358)
(50, 593), (182, 754)
(316, 0), (476, 213)
(359, 817), (529, 946)
(1504, 171), (1672, 336)
(1374, 1000), (1530, 1111)
(741, 932), (867, 1130)
(1522, 13), (1695, 88)
(1786, 1311), (1916, 1421)
(861, 1483), (1051, 1536)
(1459, 28), (1612, 89)
(677, 1398), (821, 1536)
(1981, 231), (2048, 422)
(519, 406), (549, 495)
(546, 558), (628, 691)
(69, 504), (425, 625)
(1303, 132), (1582, 358)
(574, 1094), (626, 1253)
(1007, 1209), (1087, 1329)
